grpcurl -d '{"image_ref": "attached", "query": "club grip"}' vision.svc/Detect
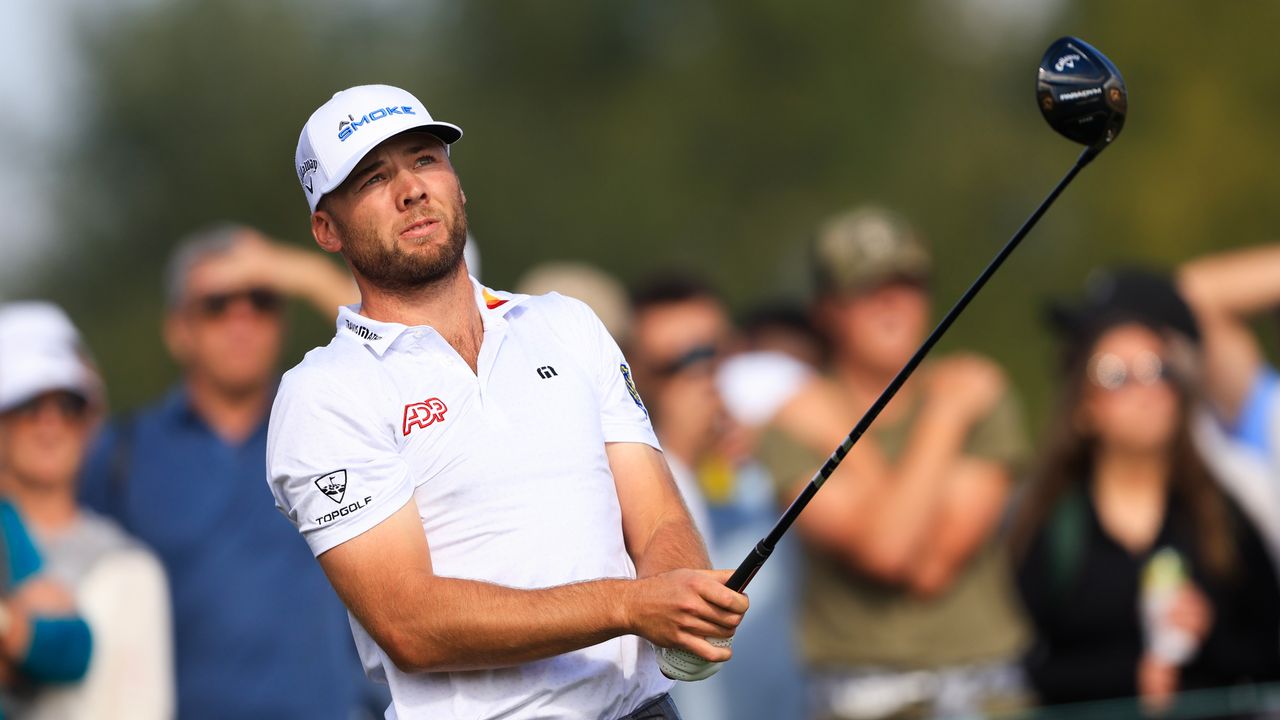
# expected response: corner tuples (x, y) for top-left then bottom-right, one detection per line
(726, 542), (772, 592)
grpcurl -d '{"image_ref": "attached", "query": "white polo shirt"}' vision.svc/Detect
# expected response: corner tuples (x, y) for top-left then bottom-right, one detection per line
(266, 279), (674, 719)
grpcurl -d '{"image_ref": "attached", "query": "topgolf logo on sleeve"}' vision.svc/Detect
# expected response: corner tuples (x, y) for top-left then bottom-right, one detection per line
(314, 469), (348, 504)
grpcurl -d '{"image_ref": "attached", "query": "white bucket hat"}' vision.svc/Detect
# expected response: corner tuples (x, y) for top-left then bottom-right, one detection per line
(0, 302), (102, 413)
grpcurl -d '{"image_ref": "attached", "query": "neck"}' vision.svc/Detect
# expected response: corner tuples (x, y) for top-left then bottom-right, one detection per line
(186, 375), (271, 444)
(355, 264), (485, 371)
(0, 472), (77, 531)
(834, 356), (913, 418)
(1094, 444), (1170, 495)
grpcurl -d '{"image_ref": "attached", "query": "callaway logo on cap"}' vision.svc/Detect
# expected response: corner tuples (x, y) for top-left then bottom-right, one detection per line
(294, 84), (463, 213)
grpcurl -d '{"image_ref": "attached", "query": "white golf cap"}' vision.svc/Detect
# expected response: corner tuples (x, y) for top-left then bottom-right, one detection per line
(0, 301), (102, 413)
(295, 84), (463, 213)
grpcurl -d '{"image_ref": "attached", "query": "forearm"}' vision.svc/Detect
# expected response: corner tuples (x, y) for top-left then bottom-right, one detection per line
(610, 442), (711, 578)
(857, 406), (972, 576)
(373, 572), (633, 673)
(905, 463), (1009, 596)
(1179, 246), (1280, 318)
(291, 254), (359, 320)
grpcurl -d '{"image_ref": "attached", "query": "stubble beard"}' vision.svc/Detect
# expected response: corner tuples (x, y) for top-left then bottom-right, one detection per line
(339, 200), (469, 294)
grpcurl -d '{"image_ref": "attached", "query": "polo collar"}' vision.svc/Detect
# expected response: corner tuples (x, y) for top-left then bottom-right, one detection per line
(336, 276), (530, 357)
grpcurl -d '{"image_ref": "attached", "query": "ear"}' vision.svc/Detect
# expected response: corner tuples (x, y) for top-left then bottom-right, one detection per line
(460, 188), (467, 205)
(163, 312), (192, 366)
(812, 295), (840, 336)
(311, 210), (343, 254)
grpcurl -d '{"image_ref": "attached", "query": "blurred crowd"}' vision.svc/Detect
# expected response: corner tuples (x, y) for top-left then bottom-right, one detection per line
(3, 206), (1280, 719)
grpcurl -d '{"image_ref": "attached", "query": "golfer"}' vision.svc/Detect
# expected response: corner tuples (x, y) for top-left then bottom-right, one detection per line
(266, 85), (746, 719)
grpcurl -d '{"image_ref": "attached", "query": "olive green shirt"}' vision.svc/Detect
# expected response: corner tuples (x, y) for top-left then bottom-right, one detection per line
(758, 381), (1030, 669)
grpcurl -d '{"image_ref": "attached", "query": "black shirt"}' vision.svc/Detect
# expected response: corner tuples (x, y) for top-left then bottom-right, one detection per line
(1016, 484), (1280, 707)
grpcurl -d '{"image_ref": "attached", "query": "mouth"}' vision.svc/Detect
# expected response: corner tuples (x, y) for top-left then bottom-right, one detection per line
(399, 217), (441, 241)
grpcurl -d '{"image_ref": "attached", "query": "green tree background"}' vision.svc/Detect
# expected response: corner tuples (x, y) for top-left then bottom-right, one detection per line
(16, 0), (1280, 428)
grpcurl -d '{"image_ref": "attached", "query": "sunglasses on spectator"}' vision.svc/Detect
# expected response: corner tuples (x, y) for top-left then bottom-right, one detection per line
(1087, 351), (1173, 391)
(656, 344), (719, 377)
(8, 392), (91, 421)
(192, 288), (283, 318)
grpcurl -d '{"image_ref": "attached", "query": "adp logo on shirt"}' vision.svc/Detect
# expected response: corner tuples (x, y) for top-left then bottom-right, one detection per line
(403, 397), (448, 436)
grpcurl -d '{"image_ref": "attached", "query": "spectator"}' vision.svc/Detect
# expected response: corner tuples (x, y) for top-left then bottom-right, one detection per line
(515, 261), (633, 345)
(628, 274), (733, 541)
(78, 225), (379, 719)
(0, 501), (91, 718)
(0, 301), (172, 719)
(629, 274), (807, 720)
(716, 301), (823, 438)
(1178, 245), (1280, 565)
(738, 300), (827, 369)
(1012, 268), (1280, 711)
(757, 206), (1030, 719)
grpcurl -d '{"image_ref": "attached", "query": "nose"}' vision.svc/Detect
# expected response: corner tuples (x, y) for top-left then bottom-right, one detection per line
(395, 167), (429, 211)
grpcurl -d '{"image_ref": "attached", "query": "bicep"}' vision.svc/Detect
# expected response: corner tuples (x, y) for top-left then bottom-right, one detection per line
(1195, 311), (1263, 424)
(606, 442), (705, 570)
(316, 501), (433, 646)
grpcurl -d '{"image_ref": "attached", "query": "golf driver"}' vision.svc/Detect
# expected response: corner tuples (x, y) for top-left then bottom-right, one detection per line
(658, 35), (1127, 682)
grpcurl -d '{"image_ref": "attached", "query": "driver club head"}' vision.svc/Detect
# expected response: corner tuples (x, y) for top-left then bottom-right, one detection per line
(1037, 37), (1127, 154)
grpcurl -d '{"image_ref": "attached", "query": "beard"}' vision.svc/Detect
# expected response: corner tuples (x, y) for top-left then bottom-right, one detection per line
(338, 199), (469, 294)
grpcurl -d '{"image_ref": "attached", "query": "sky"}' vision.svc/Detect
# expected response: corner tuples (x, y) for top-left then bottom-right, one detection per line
(0, 0), (86, 286)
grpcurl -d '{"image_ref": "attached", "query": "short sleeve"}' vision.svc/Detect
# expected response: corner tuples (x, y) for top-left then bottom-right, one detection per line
(559, 296), (660, 449)
(1230, 365), (1280, 457)
(964, 388), (1031, 472)
(756, 427), (826, 497)
(266, 366), (415, 557)
(1, 500), (43, 584)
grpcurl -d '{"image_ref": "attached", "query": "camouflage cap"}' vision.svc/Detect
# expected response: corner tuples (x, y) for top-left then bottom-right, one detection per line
(812, 206), (931, 295)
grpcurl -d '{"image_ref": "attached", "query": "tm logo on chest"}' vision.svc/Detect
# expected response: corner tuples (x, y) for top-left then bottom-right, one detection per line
(403, 397), (449, 436)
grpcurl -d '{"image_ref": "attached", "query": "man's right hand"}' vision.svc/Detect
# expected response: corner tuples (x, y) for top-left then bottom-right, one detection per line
(12, 578), (77, 615)
(924, 354), (1006, 426)
(623, 569), (748, 662)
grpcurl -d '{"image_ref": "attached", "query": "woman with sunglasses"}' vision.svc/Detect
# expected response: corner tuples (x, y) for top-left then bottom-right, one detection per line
(1011, 269), (1280, 714)
(0, 302), (172, 718)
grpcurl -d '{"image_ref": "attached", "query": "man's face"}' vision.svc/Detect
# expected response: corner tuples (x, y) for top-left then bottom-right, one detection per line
(630, 297), (731, 460)
(166, 243), (285, 395)
(822, 280), (929, 374)
(314, 132), (468, 293)
(0, 392), (95, 491)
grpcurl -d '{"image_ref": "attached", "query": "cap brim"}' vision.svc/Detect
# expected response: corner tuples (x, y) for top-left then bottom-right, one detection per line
(0, 355), (100, 413)
(317, 120), (464, 203)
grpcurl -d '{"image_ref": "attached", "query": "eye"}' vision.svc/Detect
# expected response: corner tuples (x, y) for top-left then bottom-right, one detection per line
(360, 172), (386, 189)
(415, 154), (437, 167)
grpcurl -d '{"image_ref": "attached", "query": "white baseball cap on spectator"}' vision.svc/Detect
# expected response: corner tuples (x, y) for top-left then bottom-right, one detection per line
(0, 302), (103, 413)
(295, 84), (464, 213)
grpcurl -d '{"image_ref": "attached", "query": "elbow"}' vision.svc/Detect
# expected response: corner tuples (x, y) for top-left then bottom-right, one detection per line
(906, 559), (957, 599)
(1175, 268), (1213, 317)
(848, 540), (916, 585)
(378, 628), (436, 674)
